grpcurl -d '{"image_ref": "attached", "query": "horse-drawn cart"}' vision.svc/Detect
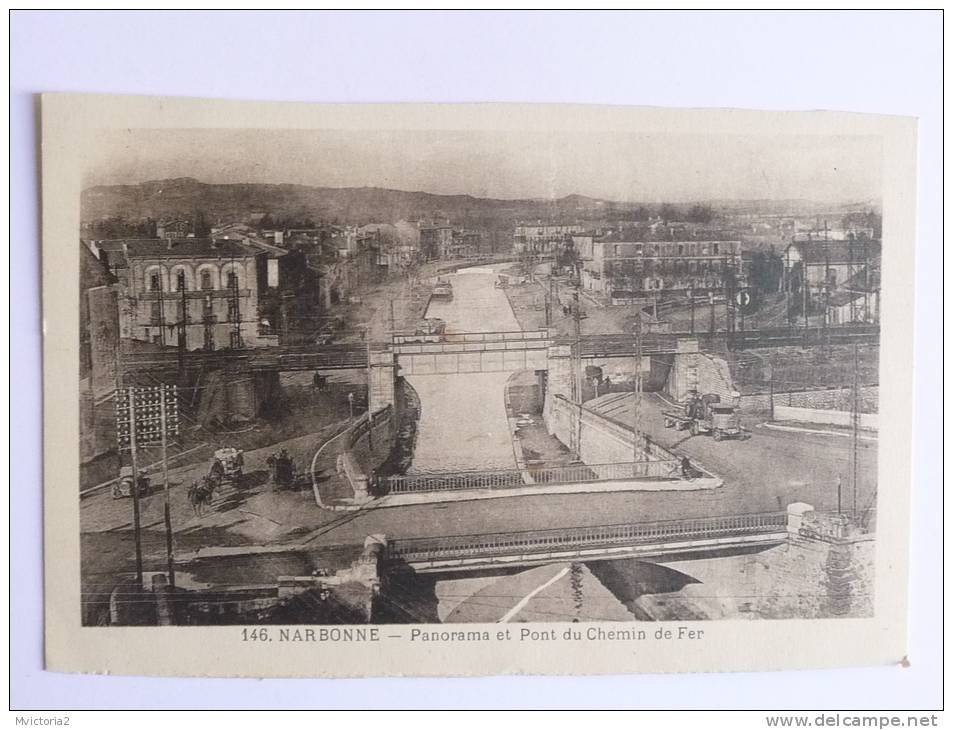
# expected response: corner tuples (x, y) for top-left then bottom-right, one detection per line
(112, 466), (151, 499)
(212, 447), (244, 485)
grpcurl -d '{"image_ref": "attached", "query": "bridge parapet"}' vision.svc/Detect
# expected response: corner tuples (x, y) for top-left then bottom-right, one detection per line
(376, 459), (681, 495)
(385, 511), (790, 572)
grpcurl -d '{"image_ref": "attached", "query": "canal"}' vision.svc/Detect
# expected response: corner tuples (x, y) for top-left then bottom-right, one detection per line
(406, 265), (523, 474)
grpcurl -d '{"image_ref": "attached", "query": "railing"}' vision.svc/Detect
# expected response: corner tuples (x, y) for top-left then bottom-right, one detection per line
(377, 459), (681, 494)
(386, 511), (789, 563)
(392, 329), (549, 345)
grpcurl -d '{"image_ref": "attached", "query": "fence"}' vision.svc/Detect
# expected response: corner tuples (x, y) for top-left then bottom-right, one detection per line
(386, 511), (789, 563)
(392, 329), (549, 346)
(376, 459), (681, 494)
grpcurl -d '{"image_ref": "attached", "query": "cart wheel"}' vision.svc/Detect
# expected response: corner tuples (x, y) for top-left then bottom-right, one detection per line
(111, 484), (122, 499)
(690, 422), (698, 436)
(714, 431), (724, 441)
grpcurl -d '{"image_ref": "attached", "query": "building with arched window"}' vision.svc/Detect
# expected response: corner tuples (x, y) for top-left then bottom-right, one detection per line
(87, 237), (286, 350)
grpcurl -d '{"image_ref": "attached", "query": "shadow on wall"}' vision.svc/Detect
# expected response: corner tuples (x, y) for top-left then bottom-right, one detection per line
(586, 558), (701, 619)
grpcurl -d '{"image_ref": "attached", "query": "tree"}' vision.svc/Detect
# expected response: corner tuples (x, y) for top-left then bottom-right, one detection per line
(687, 204), (714, 224)
(192, 209), (211, 237)
(659, 203), (678, 223)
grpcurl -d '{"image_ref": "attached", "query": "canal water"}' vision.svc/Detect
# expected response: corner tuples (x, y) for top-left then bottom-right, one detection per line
(406, 266), (522, 474)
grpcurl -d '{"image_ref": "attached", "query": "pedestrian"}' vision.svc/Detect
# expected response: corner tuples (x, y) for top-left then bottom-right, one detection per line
(680, 457), (694, 480)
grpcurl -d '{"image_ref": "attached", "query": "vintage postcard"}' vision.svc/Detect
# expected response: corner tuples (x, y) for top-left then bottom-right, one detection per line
(43, 94), (917, 677)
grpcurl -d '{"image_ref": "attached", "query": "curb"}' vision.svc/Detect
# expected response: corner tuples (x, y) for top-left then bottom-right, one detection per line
(760, 422), (878, 441)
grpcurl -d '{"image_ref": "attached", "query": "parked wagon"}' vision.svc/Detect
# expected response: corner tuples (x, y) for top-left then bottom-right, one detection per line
(112, 466), (151, 499)
(212, 447), (245, 486)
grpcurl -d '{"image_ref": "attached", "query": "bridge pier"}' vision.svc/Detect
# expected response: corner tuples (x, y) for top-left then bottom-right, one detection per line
(367, 349), (397, 413)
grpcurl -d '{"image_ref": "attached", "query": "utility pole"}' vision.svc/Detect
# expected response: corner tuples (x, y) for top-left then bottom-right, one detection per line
(632, 309), (643, 472)
(203, 293), (214, 351)
(851, 343), (860, 519)
(126, 388), (144, 588)
(571, 290), (584, 460)
(708, 289), (716, 336)
(176, 284), (188, 374)
(228, 252), (243, 349)
(156, 282), (166, 346)
(159, 386), (176, 591)
(688, 286), (695, 335)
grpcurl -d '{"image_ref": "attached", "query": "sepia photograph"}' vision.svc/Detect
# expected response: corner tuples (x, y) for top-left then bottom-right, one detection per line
(12, 9), (940, 715)
(77, 123), (884, 628)
(36, 93), (918, 680)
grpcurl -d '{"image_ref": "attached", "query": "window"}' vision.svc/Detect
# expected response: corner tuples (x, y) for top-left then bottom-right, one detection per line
(176, 271), (187, 291)
(200, 271), (213, 290)
(202, 296), (214, 322)
(678, 244), (685, 256)
(150, 301), (162, 325)
(227, 272), (239, 291)
(227, 298), (240, 323)
(149, 272), (161, 291)
(713, 243), (720, 255)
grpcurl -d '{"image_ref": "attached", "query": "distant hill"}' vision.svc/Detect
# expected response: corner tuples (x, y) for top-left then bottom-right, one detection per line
(80, 178), (876, 228)
(80, 178), (626, 227)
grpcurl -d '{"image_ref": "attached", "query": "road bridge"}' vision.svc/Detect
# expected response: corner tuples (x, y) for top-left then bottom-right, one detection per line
(385, 511), (790, 573)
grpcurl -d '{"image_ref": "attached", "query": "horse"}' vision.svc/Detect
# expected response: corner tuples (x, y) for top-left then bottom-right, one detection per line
(187, 477), (216, 516)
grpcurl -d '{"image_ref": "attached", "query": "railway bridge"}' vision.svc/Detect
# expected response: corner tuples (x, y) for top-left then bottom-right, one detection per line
(118, 324), (880, 418)
(382, 507), (819, 574)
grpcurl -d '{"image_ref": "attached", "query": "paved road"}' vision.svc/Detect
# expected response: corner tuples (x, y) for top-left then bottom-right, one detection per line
(587, 391), (878, 516)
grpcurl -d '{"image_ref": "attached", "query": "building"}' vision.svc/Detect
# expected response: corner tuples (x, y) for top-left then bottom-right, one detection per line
(88, 237), (285, 350)
(783, 237), (881, 324)
(419, 223), (454, 260)
(513, 223), (583, 255)
(783, 237), (881, 289)
(156, 218), (192, 240)
(579, 233), (743, 299)
(80, 242), (121, 474)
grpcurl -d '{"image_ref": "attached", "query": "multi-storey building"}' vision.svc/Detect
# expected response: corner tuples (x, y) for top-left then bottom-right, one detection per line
(578, 234), (743, 298)
(88, 237), (285, 350)
(513, 223), (583, 255)
(419, 223), (454, 260)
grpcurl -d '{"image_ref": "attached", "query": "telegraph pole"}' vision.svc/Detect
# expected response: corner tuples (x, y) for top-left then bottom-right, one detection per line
(159, 387), (176, 591)
(851, 343), (860, 519)
(688, 286), (695, 335)
(571, 290), (584, 460)
(126, 388), (144, 588)
(632, 309), (643, 471)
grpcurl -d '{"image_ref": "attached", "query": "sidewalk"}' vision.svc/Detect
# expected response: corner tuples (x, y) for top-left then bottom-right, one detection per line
(759, 421), (878, 441)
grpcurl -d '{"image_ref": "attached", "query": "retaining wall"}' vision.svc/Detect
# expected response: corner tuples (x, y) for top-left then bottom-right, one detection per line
(774, 405), (878, 431)
(739, 385), (879, 414)
(546, 394), (674, 469)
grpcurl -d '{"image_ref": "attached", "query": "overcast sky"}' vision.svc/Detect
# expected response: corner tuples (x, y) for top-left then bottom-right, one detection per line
(84, 128), (883, 204)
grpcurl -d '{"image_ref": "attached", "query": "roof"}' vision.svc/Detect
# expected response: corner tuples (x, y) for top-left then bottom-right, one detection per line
(786, 239), (882, 265)
(81, 242), (117, 289)
(101, 238), (265, 260)
(89, 237), (287, 260)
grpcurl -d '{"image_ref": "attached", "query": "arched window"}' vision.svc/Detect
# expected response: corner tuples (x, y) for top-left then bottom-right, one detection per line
(176, 271), (187, 291)
(227, 272), (239, 290)
(201, 271), (213, 290)
(149, 272), (161, 291)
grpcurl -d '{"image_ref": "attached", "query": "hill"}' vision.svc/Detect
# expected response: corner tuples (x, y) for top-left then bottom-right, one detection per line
(80, 178), (627, 226)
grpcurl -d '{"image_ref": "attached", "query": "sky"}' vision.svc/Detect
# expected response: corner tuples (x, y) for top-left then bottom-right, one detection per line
(84, 128), (883, 204)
